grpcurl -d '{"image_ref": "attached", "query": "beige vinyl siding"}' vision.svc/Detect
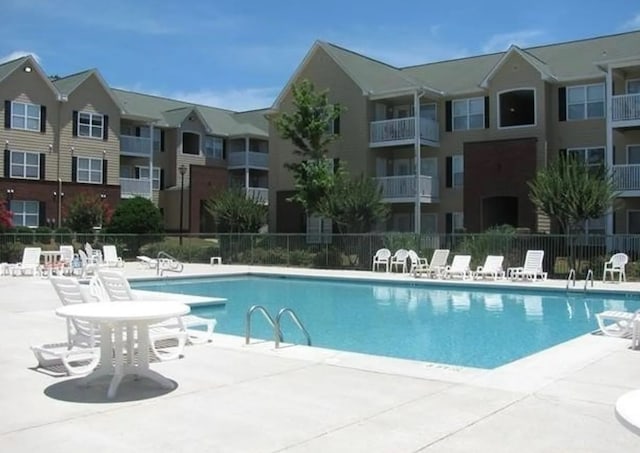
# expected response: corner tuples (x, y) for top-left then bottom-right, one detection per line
(176, 116), (216, 187)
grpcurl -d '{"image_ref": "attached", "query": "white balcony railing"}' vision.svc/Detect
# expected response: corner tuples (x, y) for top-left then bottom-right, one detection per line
(613, 164), (640, 191)
(120, 178), (152, 198)
(369, 117), (439, 145)
(374, 175), (438, 202)
(227, 151), (269, 168)
(246, 187), (269, 204)
(612, 93), (640, 122)
(120, 135), (152, 156)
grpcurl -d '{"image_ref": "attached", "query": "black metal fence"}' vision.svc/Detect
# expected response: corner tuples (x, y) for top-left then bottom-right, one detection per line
(1, 231), (639, 280)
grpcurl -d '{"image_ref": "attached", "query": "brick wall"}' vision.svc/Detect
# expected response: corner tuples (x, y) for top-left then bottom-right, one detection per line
(188, 164), (228, 233)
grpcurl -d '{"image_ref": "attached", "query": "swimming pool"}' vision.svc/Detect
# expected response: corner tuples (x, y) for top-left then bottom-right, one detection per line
(132, 275), (640, 369)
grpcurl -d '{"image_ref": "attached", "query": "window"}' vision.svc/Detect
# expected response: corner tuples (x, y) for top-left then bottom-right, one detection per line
(499, 89), (535, 127)
(627, 79), (640, 94)
(78, 112), (104, 138)
(451, 212), (464, 233)
(567, 147), (605, 168)
(153, 128), (163, 152)
(628, 211), (640, 234)
(452, 97), (484, 130)
(11, 102), (40, 131)
(182, 132), (200, 155)
(77, 157), (103, 184)
(628, 145), (640, 164)
(567, 84), (604, 120)
(452, 155), (464, 188)
(10, 200), (39, 227)
(137, 166), (161, 190)
(10, 151), (40, 179)
(421, 213), (437, 234)
(204, 136), (224, 159)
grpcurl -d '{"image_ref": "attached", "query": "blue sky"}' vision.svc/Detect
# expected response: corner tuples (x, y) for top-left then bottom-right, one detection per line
(1, 0), (639, 111)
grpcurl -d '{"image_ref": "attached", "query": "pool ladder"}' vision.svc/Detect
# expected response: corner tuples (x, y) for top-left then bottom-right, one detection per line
(566, 268), (594, 292)
(245, 305), (311, 348)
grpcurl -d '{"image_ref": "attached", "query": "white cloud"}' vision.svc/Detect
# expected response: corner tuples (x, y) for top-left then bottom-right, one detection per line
(620, 13), (640, 31)
(481, 30), (547, 53)
(167, 87), (280, 111)
(0, 50), (40, 64)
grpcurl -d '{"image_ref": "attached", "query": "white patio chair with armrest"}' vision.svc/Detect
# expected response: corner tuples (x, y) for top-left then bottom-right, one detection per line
(442, 255), (472, 280)
(372, 248), (391, 272)
(408, 250), (428, 274)
(77, 249), (97, 278)
(10, 247), (42, 276)
(102, 245), (125, 268)
(389, 249), (410, 273)
(84, 242), (102, 265)
(509, 250), (547, 281)
(473, 255), (505, 280)
(30, 277), (100, 375)
(59, 245), (77, 276)
(97, 269), (216, 349)
(414, 249), (450, 278)
(603, 253), (629, 283)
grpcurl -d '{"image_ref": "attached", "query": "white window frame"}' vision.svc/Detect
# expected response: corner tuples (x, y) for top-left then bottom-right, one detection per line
(567, 146), (605, 168)
(78, 111), (104, 139)
(628, 210), (640, 234)
(9, 200), (39, 227)
(567, 83), (605, 121)
(627, 144), (640, 164)
(76, 157), (103, 184)
(11, 101), (40, 131)
(203, 136), (224, 159)
(136, 166), (161, 190)
(452, 97), (484, 131)
(452, 155), (464, 188)
(497, 88), (536, 129)
(10, 150), (40, 179)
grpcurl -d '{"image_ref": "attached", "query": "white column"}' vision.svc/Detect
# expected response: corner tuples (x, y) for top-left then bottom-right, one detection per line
(605, 66), (614, 243)
(413, 91), (422, 234)
(149, 123), (154, 199)
(245, 137), (250, 197)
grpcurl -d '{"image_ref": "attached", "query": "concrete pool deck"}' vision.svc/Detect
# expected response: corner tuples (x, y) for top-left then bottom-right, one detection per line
(1, 263), (639, 451)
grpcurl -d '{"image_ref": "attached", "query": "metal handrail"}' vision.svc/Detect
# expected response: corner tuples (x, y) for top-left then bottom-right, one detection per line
(566, 269), (576, 290)
(275, 308), (311, 348)
(245, 305), (282, 344)
(156, 251), (184, 276)
(584, 269), (594, 292)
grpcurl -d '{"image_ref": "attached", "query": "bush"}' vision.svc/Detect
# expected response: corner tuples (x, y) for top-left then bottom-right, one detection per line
(53, 227), (73, 244)
(34, 226), (52, 243)
(13, 226), (35, 244)
(139, 240), (219, 263)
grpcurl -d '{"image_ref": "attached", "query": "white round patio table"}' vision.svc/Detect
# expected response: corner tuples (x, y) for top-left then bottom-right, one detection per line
(615, 388), (640, 436)
(56, 301), (190, 399)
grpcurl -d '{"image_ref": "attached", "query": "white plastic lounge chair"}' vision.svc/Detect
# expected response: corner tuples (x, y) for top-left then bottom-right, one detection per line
(603, 253), (629, 283)
(97, 270), (216, 348)
(77, 249), (97, 278)
(30, 277), (100, 375)
(596, 306), (640, 338)
(137, 255), (158, 268)
(59, 245), (77, 276)
(84, 242), (102, 265)
(414, 249), (450, 278)
(509, 250), (547, 281)
(102, 245), (124, 268)
(407, 250), (428, 274)
(473, 255), (505, 280)
(11, 247), (42, 276)
(441, 255), (472, 280)
(389, 249), (410, 273)
(372, 248), (391, 272)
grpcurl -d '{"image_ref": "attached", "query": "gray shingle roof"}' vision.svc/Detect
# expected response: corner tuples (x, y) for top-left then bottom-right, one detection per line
(0, 56), (29, 83)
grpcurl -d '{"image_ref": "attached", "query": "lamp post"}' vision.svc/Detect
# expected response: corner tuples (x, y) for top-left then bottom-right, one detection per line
(178, 165), (187, 245)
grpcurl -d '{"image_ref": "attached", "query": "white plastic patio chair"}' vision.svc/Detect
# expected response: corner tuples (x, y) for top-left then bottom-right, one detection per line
(473, 255), (505, 280)
(10, 247), (42, 276)
(389, 249), (410, 273)
(441, 255), (472, 280)
(102, 245), (124, 268)
(77, 249), (97, 278)
(509, 250), (547, 281)
(414, 249), (450, 278)
(59, 245), (77, 276)
(603, 253), (628, 283)
(407, 250), (428, 274)
(372, 248), (391, 272)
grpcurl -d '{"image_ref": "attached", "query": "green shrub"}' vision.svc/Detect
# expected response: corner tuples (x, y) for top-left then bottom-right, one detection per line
(34, 226), (52, 244)
(53, 227), (73, 244)
(13, 226), (35, 244)
(139, 240), (219, 263)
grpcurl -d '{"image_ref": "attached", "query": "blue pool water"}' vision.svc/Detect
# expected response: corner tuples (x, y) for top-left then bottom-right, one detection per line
(132, 276), (640, 369)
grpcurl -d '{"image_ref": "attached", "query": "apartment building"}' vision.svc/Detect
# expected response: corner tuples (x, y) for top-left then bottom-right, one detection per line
(0, 56), (269, 233)
(268, 30), (640, 237)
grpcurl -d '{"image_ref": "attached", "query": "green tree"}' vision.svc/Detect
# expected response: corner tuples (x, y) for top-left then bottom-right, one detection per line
(528, 155), (618, 270)
(204, 189), (267, 233)
(274, 79), (344, 215)
(65, 193), (113, 233)
(106, 197), (163, 234)
(319, 168), (389, 233)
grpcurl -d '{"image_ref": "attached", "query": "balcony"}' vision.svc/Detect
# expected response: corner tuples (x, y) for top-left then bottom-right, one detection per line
(120, 178), (152, 199)
(369, 118), (439, 148)
(612, 93), (640, 127)
(246, 187), (269, 204)
(613, 164), (640, 194)
(227, 151), (269, 169)
(120, 135), (152, 157)
(374, 175), (438, 203)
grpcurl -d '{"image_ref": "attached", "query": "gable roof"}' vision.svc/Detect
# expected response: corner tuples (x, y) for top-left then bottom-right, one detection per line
(52, 69), (123, 111)
(479, 45), (556, 88)
(0, 55), (61, 98)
